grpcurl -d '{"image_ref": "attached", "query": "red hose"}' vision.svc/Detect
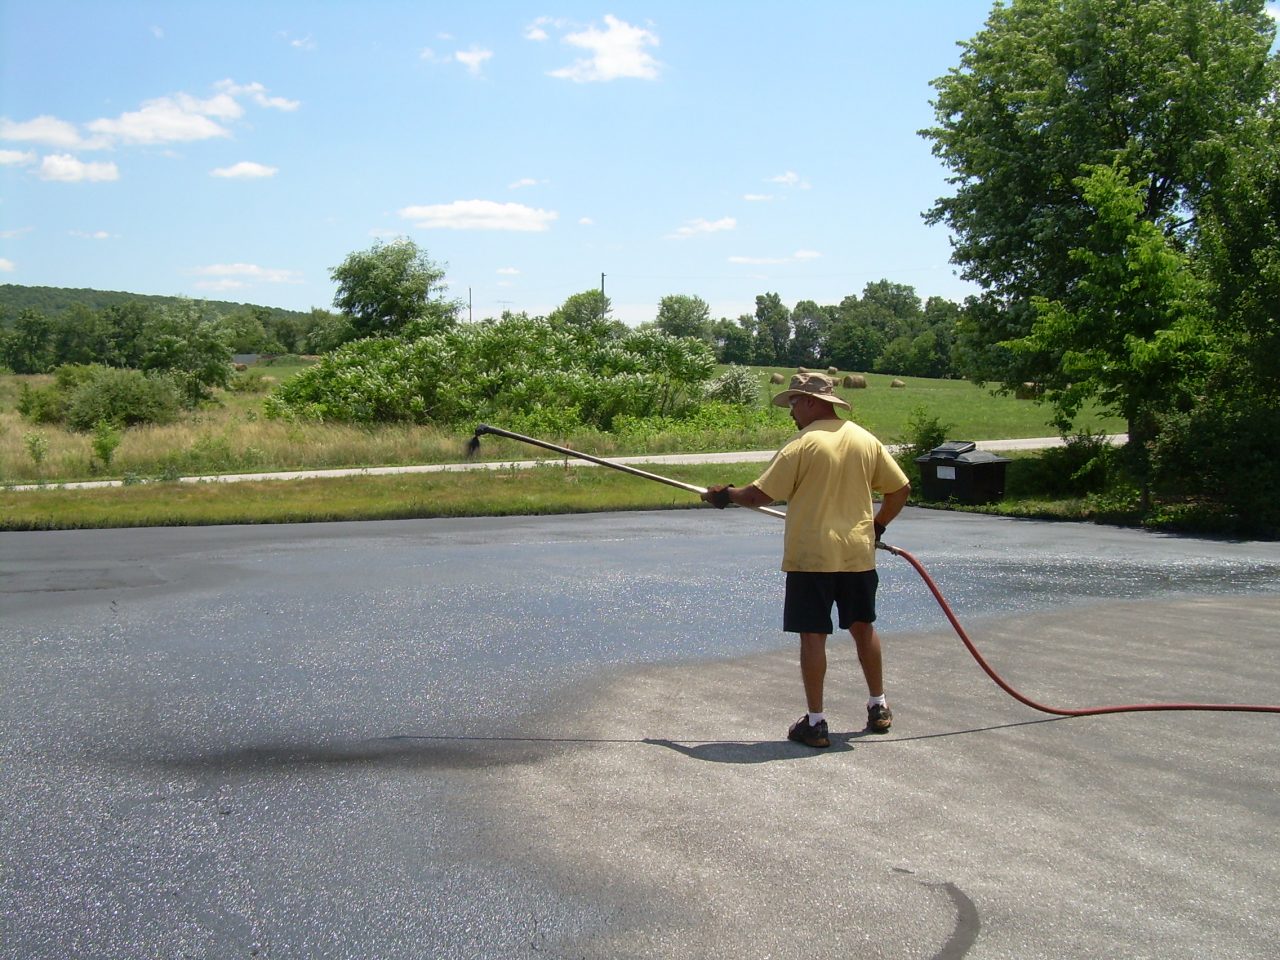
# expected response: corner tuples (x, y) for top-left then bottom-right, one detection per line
(880, 542), (1280, 717)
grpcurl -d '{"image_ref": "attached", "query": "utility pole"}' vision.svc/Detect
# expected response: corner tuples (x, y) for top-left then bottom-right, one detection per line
(600, 272), (606, 325)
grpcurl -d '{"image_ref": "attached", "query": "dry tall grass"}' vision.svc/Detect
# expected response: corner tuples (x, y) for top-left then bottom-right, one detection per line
(0, 368), (467, 484)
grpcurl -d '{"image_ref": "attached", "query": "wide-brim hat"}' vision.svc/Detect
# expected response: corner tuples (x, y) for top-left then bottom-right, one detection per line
(771, 372), (851, 409)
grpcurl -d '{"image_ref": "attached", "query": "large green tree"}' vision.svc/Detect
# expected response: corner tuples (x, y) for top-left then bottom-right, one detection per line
(654, 294), (712, 342)
(547, 289), (623, 339)
(753, 293), (791, 366)
(923, 0), (1277, 389)
(330, 238), (458, 338)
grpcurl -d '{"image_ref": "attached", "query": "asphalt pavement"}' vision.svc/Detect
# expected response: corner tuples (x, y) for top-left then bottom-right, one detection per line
(2, 507), (1277, 959)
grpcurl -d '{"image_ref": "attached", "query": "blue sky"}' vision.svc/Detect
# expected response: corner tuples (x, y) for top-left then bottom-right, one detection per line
(4, 2), (1272, 327)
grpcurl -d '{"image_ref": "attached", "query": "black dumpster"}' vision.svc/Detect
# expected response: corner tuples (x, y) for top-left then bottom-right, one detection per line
(914, 440), (1011, 505)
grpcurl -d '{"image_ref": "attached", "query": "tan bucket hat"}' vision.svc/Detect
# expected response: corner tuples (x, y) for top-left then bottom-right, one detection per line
(771, 372), (851, 409)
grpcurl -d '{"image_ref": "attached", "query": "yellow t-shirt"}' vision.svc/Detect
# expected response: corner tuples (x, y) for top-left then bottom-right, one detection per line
(753, 418), (909, 573)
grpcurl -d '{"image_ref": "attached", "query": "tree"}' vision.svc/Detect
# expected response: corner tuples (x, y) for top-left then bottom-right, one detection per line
(654, 294), (712, 342)
(789, 300), (827, 366)
(827, 295), (885, 372)
(139, 304), (233, 405)
(51, 303), (114, 366)
(330, 238), (458, 337)
(712, 315), (754, 364)
(922, 0), (1278, 388)
(1018, 163), (1210, 458)
(216, 308), (277, 354)
(753, 293), (791, 366)
(0, 309), (55, 373)
(301, 308), (356, 353)
(548, 289), (622, 340)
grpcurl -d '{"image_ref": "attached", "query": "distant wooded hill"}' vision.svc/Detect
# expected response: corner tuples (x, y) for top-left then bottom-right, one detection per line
(0, 284), (315, 326)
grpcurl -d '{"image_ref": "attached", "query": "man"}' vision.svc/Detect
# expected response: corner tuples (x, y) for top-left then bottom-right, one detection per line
(701, 372), (911, 748)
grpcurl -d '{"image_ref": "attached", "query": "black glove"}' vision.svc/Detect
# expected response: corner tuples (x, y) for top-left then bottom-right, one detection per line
(707, 486), (733, 509)
(874, 521), (886, 542)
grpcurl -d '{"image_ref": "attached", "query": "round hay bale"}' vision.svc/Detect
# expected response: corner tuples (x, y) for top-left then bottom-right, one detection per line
(842, 374), (867, 389)
(1015, 381), (1040, 400)
(797, 366), (809, 373)
(890, 378), (906, 388)
(233, 363), (248, 372)
(769, 372), (785, 385)
(827, 366), (839, 376)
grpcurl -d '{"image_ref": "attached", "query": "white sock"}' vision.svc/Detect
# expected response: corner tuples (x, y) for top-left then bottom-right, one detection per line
(807, 711), (826, 726)
(868, 695), (887, 708)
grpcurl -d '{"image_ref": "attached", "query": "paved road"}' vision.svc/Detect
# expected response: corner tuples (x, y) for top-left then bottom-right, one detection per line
(2, 507), (1277, 958)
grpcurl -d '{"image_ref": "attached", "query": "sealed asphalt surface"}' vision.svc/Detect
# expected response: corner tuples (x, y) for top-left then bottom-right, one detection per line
(2, 507), (1278, 959)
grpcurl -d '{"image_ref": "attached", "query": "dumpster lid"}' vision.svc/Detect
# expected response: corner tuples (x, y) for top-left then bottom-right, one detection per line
(914, 440), (1012, 465)
(928, 440), (977, 459)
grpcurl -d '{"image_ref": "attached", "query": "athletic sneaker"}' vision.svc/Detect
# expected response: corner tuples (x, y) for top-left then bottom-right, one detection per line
(788, 715), (830, 748)
(867, 703), (893, 733)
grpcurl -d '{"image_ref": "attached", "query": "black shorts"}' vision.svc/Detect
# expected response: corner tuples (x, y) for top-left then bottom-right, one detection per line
(783, 570), (879, 634)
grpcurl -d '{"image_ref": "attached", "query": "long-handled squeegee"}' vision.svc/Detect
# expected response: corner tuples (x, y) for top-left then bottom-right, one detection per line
(469, 422), (1280, 720)
(467, 422), (786, 520)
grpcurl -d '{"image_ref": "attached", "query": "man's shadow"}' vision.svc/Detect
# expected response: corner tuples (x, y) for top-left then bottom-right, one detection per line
(642, 730), (871, 763)
(643, 717), (1063, 764)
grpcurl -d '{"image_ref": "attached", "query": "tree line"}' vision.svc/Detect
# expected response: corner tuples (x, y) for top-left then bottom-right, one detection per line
(1, 272), (971, 381)
(649, 285), (961, 377)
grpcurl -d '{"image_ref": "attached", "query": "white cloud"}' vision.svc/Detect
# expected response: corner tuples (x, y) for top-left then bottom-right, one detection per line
(0, 258), (14, 272)
(86, 82), (297, 147)
(669, 216), (736, 238)
(88, 95), (238, 144)
(455, 47), (493, 75)
(287, 33), (316, 51)
(423, 46), (494, 74)
(216, 80), (300, 111)
(508, 177), (541, 189)
(211, 161), (279, 179)
(70, 230), (113, 239)
(728, 250), (821, 265)
(549, 15), (661, 82)
(193, 263), (303, 287)
(39, 154), (120, 182)
(0, 148), (36, 165)
(578, 217), (595, 226)
(497, 267), (520, 275)
(743, 193), (773, 202)
(399, 199), (558, 232)
(0, 115), (89, 149)
(0, 226), (32, 238)
(525, 17), (554, 41)
(769, 170), (811, 189)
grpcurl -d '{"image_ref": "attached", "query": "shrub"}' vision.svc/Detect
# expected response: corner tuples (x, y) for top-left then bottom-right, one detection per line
(23, 431), (48, 466)
(91, 419), (123, 469)
(894, 405), (953, 487)
(266, 317), (717, 431)
(1014, 431), (1116, 498)
(703, 365), (761, 406)
(17, 383), (67, 424)
(1150, 395), (1280, 537)
(64, 367), (182, 431)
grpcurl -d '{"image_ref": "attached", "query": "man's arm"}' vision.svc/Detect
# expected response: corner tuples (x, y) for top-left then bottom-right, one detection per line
(874, 482), (911, 538)
(701, 483), (775, 510)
